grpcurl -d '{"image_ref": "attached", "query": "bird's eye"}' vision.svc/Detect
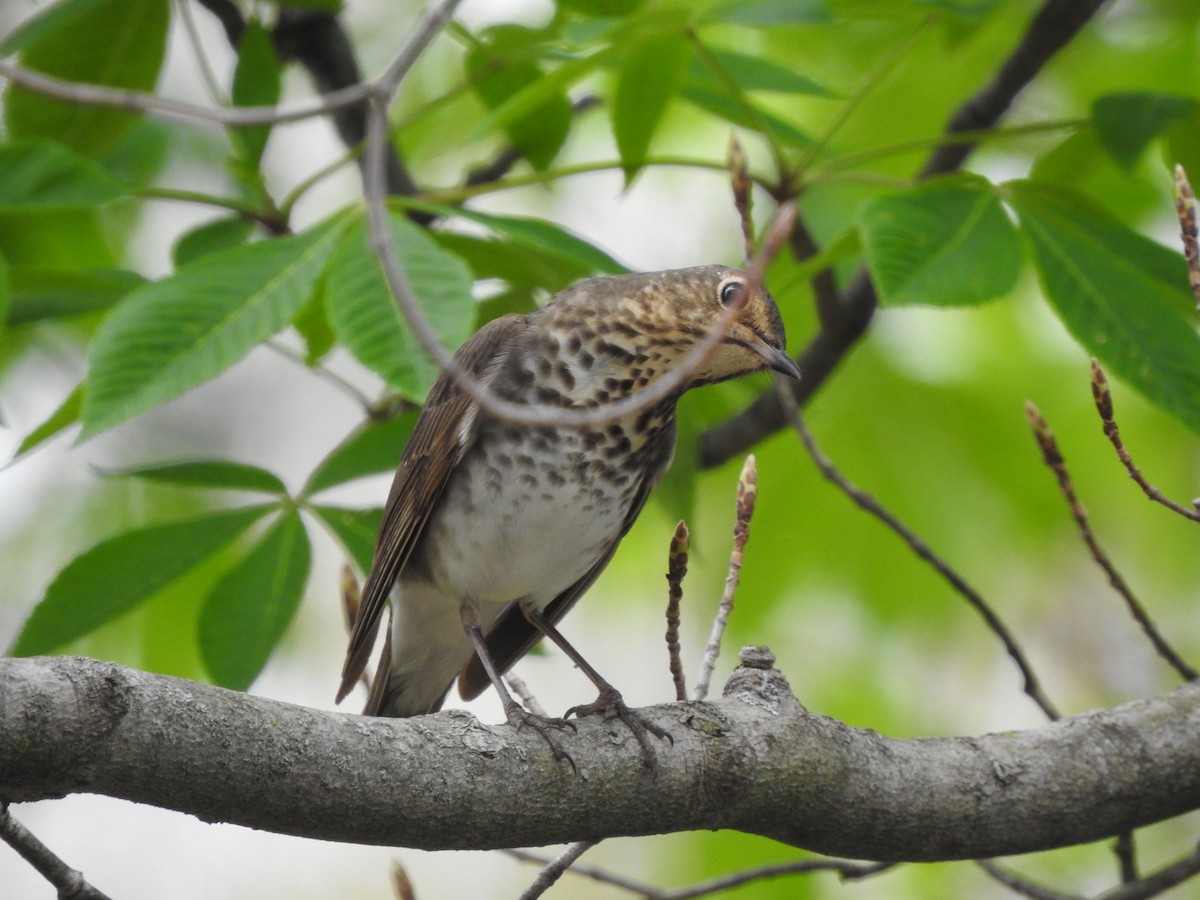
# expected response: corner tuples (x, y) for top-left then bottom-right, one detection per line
(719, 280), (744, 306)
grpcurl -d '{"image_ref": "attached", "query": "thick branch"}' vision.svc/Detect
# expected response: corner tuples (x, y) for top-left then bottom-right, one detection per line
(3, 656), (1198, 862)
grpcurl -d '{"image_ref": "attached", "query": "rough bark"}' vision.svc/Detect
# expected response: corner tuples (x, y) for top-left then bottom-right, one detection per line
(3, 654), (1197, 861)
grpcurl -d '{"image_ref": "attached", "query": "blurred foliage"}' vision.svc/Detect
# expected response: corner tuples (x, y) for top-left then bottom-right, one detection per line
(2, 0), (1200, 898)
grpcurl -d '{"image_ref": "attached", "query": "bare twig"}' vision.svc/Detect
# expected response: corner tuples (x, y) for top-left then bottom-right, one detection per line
(1099, 842), (1200, 900)
(1026, 401), (1198, 682)
(693, 455), (757, 702)
(0, 57), (371, 126)
(389, 858), (416, 900)
(976, 859), (1083, 900)
(1091, 361), (1200, 522)
(1173, 164), (1200, 315)
(666, 520), (690, 702)
(729, 136), (755, 261)
(1114, 831), (1138, 884)
(366, 58), (798, 431)
(778, 385), (1060, 720)
(0, 803), (113, 900)
(510, 847), (892, 899)
(505, 672), (547, 718)
(516, 841), (595, 900)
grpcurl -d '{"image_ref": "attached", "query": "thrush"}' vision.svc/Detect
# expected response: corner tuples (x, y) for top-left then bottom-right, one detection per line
(336, 264), (800, 764)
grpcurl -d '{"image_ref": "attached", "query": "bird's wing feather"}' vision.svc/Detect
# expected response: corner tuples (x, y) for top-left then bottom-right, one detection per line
(457, 422), (675, 702)
(337, 314), (527, 706)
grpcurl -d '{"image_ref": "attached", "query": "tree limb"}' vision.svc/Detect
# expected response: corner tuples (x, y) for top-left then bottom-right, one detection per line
(697, 0), (1112, 469)
(3, 655), (1198, 862)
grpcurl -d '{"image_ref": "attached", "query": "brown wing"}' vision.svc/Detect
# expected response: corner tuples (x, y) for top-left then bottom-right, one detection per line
(457, 424), (675, 701)
(336, 314), (527, 705)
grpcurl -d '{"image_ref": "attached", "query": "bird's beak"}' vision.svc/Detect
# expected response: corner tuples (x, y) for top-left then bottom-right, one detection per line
(755, 342), (801, 380)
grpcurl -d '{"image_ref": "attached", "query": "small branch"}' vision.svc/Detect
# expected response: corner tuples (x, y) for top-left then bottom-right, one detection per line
(1091, 361), (1200, 523)
(778, 385), (1060, 720)
(0, 803), (113, 900)
(1114, 830), (1138, 884)
(698, 0), (1111, 469)
(0, 57), (371, 127)
(729, 136), (755, 262)
(976, 859), (1083, 900)
(517, 841), (595, 900)
(1099, 842), (1200, 900)
(693, 456), (757, 702)
(505, 672), (547, 718)
(666, 520), (690, 702)
(512, 847), (892, 900)
(1173, 164), (1200, 316)
(390, 859), (416, 900)
(1026, 402), (1198, 682)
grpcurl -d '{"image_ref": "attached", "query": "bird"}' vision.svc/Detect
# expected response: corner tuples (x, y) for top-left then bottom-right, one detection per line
(336, 264), (800, 764)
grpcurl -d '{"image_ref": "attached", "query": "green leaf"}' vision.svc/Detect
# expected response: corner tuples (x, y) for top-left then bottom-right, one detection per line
(467, 28), (572, 171)
(13, 383), (83, 459)
(324, 209), (475, 401)
(0, 254), (8, 333)
(409, 201), (626, 275)
(82, 216), (349, 438)
(687, 49), (832, 96)
(292, 281), (336, 365)
(0, 141), (128, 210)
(311, 505), (383, 575)
(613, 32), (693, 181)
(172, 217), (256, 269)
(305, 411), (419, 496)
(6, 266), (145, 324)
(198, 509), (311, 690)
(558, 0), (642, 15)
(859, 176), (1021, 307)
(5, 0), (170, 157)
(1007, 181), (1200, 435)
(1093, 92), (1195, 171)
(10, 505), (273, 656)
(0, 0), (107, 54)
(679, 83), (812, 147)
(469, 46), (618, 145)
(702, 0), (832, 27)
(101, 460), (288, 494)
(231, 20), (283, 168)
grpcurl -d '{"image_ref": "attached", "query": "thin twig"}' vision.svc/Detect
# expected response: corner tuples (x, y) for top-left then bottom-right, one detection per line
(0, 57), (371, 126)
(1026, 402), (1198, 682)
(516, 841), (596, 900)
(976, 859), (1083, 900)
(504, 672), (547, 718)
(0, 803), (114, 900)
(1091, 361), (1200, 522)
(389, 858), (416, 900)
(510, 847), (892, 899)
(1099, 842), (1200, 900)
(1114, 831), (1139, 884)
(366, 56), (798, 431)
(1173, 164), (1200, 315)
(665, 520), (690, 702)
(777, 384), (1060, 720)
(729, 136), (754, 262)
(693, 455), (757, 702)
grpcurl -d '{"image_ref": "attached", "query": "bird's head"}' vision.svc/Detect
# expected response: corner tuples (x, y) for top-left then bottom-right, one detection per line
(625, 265), (800, 387)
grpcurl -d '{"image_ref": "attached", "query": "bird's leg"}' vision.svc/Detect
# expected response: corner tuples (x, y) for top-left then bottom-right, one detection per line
(459, 605), (576, 769)
(521, 605), (671, 770)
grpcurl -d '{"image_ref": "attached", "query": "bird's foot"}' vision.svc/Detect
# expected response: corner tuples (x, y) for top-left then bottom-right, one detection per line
(503, 702), (577, 771)
(566, 686), (672, 771)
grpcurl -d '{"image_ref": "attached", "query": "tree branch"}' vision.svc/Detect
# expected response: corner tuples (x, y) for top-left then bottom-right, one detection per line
(3, 655), (1199, 862)
(697, 0), (1112, 469)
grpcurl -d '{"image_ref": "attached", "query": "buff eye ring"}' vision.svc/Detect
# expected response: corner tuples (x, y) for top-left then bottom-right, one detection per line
(718, 280), (744, 306)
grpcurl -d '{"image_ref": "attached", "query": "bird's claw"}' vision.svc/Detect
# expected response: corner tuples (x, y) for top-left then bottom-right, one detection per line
(504, 704), (577, 771)
(566, 687), (672, 771)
